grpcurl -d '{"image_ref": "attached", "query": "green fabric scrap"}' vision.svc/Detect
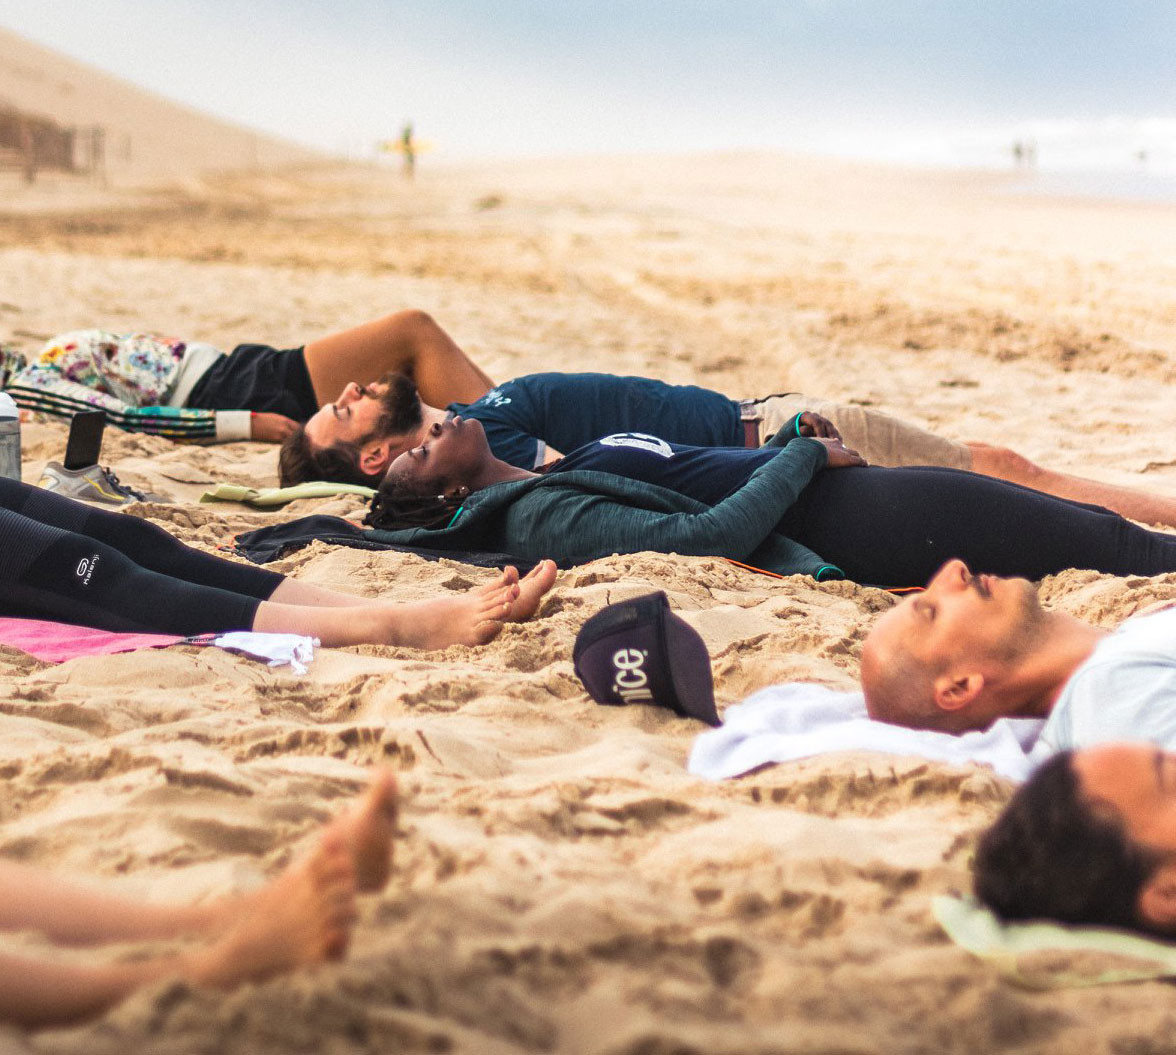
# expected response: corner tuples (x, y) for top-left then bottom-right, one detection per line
(934, 894), (1176, 989)
(200, 482), (376, 508)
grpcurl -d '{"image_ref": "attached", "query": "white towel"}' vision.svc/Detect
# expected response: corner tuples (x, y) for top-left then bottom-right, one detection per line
(211, 632), (318, 675)
(687, 682), (1050, 783)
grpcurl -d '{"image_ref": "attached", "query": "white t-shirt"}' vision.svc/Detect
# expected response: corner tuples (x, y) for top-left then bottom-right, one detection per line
(1041, 607), (1176, 751)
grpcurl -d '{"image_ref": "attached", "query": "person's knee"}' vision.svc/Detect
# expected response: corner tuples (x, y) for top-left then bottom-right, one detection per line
(967, 443), (1045, 485)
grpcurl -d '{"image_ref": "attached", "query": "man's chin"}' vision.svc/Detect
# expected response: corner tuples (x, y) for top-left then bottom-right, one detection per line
(1015, 576), (1043, 611)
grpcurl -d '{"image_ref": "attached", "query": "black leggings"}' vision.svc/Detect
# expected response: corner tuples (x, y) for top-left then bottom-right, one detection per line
(0, 479), (285, 635)
(777, 466), (1176, 588)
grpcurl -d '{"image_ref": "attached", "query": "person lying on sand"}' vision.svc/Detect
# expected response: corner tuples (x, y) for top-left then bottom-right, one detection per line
(0, 772), (399, 1029)
(5, 310), (493, 443)
(279, 349), (1176, 529)
(862, 560), (1176, 746)
(974, 744), (1176, 937)
(363, 418), (1176, 589)
(0, 477), (554, 648)
(8, 309), (1171, 526)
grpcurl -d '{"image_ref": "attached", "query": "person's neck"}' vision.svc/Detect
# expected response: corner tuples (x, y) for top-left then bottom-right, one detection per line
(470, 458), (537, 490)
(414, 404), (538, 491)
(419, 404), (447, 430)
(1003, 613), (1108, 719)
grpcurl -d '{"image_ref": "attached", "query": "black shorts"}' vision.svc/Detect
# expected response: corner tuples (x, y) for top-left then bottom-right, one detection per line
(185, 343), (320, 421)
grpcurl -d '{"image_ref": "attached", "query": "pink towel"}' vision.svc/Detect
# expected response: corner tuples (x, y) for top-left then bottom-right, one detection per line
(0, 617), (184, 663)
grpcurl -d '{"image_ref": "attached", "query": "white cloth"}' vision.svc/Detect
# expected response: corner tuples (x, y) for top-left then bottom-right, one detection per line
(167, 342), (224, 406)
(688, 682), (1050, 783)
(1041, 607), (1176, 751)
(211, 632), (318, 675)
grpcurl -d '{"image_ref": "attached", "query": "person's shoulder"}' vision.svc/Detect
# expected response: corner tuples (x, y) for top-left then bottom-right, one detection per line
(1096, 606), (1176, 662)
(1058, 639), (1176, 717)
(1048, 648), (1176, 750)
(1118, 603), (1176, 637)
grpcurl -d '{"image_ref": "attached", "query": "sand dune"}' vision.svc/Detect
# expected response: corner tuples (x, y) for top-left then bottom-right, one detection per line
(2, 121), (1176, 1052)
(0, 26), (317, 186)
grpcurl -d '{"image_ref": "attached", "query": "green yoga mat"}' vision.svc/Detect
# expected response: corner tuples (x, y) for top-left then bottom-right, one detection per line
(200, 482), (376, 508)
(934, 895), (1176, 989)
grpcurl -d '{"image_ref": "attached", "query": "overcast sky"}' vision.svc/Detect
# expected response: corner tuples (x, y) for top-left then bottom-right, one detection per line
(2, 1), (1174, 165)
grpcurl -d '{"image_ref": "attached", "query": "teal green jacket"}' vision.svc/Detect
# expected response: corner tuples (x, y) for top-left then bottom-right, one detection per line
(365, 437), (844, 580)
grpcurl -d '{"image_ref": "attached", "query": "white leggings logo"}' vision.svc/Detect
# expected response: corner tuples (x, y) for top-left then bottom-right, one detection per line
(75, 554), (98, 586)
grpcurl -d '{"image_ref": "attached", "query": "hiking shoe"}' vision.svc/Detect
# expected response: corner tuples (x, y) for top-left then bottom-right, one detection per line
(37, 461), (149, 505)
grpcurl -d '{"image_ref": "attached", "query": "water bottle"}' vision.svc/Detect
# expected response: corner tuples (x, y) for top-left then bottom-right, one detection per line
(0, 392), (21, 480)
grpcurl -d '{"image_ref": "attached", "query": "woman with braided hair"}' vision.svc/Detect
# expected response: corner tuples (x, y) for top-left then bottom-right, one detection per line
(365, 417), (1176, 588)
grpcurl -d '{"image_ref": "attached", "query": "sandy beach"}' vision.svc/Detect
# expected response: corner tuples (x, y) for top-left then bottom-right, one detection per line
(4, 35), (1176, 1054)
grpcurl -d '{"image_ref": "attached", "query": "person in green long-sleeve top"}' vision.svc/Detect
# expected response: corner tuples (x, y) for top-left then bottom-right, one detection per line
(363, 418), (1176, 590)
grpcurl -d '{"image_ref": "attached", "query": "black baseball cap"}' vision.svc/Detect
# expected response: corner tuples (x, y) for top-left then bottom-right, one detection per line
(572, 591), (719, 726)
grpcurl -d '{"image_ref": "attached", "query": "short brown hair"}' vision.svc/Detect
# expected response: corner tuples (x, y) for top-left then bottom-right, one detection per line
(278, 374), (425, 487)
(278, 427), (374, 487)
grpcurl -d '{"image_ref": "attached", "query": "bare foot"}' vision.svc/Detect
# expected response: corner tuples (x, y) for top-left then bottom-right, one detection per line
(201, 774), (398, 937)
(504, 560), (557, 623)
(189, 831), (356, 989)
(326, 770), (399, 893)
(374, 567), (527, 649)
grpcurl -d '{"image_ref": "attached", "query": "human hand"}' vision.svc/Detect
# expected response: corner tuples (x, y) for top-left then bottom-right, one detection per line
(250, 412), (300, 443)
(796, 411), (842, 440)
(810, 436), (867, 468)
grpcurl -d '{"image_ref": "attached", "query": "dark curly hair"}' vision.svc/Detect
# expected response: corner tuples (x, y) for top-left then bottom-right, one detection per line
(974, 751), (1162, 931)
(278, 373), (424, 487)
(365, 468), (462, 531)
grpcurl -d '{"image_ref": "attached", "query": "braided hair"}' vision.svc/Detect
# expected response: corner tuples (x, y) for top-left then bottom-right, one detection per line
(365, 471), (463, 530)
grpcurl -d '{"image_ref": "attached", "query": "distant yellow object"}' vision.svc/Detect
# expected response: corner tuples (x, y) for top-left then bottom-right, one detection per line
(378, 139), (433, 154)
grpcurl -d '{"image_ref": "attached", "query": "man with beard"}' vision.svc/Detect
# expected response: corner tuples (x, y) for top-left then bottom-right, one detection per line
(278, 365), (1176, 530)
(860, 558), (1176, 751)
(5, 311), (492, 444)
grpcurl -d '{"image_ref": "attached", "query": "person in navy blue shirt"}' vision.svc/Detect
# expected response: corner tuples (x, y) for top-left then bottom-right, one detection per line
(279, 323), (1176, 530)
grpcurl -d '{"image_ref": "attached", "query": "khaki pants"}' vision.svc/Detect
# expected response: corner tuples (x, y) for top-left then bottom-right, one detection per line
(741, 393), (972, 470)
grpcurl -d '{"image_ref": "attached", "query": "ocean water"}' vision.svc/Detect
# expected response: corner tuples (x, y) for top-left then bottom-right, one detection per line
(815, 117), (1176, 205)
(1000, 168), (1176, 204)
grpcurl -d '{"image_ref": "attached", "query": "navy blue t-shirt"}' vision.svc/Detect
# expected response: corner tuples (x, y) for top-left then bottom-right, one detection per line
(547, 433), (780, 505)
(449, 373), (742, 469)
